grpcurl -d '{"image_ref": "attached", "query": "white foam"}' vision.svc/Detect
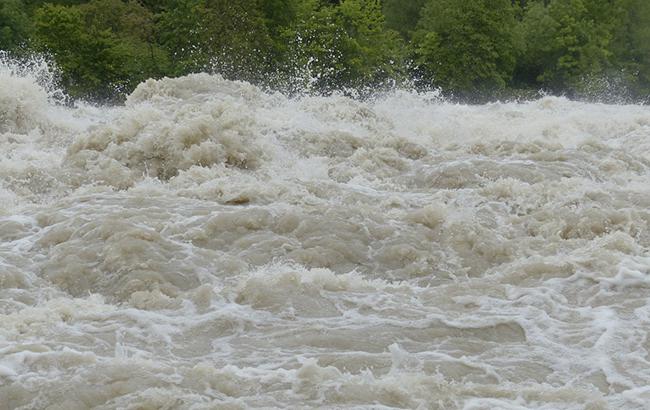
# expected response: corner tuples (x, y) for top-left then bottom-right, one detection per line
(1, 62), (650, 408)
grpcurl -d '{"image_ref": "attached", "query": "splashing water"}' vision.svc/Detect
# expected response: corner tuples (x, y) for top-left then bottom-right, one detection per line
(2, 59), (650, 410)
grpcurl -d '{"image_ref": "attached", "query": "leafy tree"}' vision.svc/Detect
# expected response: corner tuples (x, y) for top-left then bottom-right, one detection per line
(4, 0), (650, 101)
(610, 0), (650, 98)
(156, 0), (273, 82)
(137, 0), (170, 13)
(261, 0), (301, 30)
(0, 0), (30, 51)
(289, 0), (405, 92)
(516, 0), (625, 94)
(32, 1), (167, 99)
(382, 0), (426, 38)
(411, 0), (518, 98)
(80, 0), (169, 79)
(24, 0), (87, 4)
(257, 0), (302, 85)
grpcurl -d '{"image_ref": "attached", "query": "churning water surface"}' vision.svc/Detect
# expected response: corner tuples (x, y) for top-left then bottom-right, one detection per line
(2, 61), (650, 409)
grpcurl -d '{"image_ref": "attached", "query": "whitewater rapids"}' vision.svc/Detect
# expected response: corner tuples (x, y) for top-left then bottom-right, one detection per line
(2, 62), (650, 410)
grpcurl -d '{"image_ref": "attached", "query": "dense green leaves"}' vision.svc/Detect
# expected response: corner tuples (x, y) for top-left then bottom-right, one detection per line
(32, 1), (166, 100)
(611, 0), (650, 99)
(289, 0), (405, 92)
(157, 0), (273, 82)
(411, 0), (518, 97)
(0, 0), (30, 52)
(382, 0), (426, 38)
(517, 0), (622, 94)
(2, 0), (650, 101)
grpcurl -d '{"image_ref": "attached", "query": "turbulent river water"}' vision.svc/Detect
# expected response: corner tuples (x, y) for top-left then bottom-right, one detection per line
(2, 61), (650, 410)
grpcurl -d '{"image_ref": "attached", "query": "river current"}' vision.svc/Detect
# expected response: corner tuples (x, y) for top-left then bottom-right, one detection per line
(2, 61), (650, 409)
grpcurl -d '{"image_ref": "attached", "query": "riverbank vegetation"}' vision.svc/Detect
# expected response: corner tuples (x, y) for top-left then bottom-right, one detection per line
(1, 0), (649, 102)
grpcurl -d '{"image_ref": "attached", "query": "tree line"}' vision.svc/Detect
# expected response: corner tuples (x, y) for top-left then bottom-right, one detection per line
(1, 0), (649, 102)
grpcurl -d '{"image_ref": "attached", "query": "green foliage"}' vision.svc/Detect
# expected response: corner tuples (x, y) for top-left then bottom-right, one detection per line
(136, 0), (170, 13)
(3, 0), (650, 101)
(411, 0), (518, 98)
(24, 0), (89, 7)
(261, 0), (300, 30)
(610, 0), (650, 97)
(260, 0), (301, 54)
(290, 0), (405, 91)
(32, 0), (166, 100)
(382, 0), (426, 38)
(515, 0), (626, 94)
(156, 0), (273, 82)
(0, 0), (30, 51)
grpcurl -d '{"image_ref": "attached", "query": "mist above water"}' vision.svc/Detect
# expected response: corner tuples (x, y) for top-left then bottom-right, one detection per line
(2, 60), (650, 409)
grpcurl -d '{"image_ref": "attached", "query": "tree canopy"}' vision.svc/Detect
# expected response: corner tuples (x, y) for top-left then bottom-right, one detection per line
(1, 0), (648, 102)
(411, 0), (518, 97)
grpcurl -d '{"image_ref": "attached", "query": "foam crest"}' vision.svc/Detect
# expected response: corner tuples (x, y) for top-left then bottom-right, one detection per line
(65, 75), (273, 188)
(0, 54), (66, 134)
